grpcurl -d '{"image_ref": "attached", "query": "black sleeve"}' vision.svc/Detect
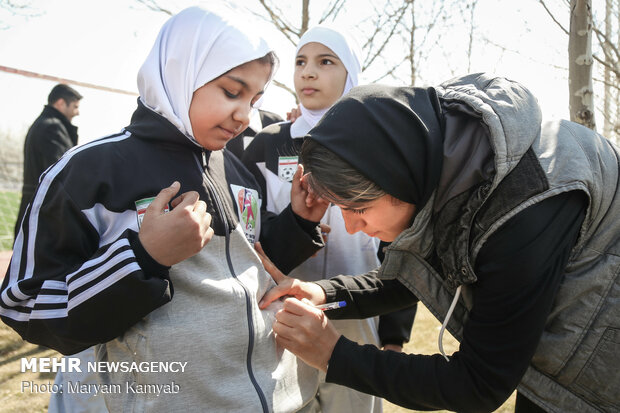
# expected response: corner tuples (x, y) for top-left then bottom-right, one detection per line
(315, 273), (418, 318)
(1, 179), (173, 355)
(260, 204), (324, 274)
(378, 306), (416, 347)
(242, 130), (323, 273)
(376, 240), (417, 347)
(323, 191), (588, 411)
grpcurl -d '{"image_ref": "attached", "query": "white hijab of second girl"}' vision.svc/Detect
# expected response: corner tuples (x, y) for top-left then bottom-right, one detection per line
(137, 6), (272, 146)
(290, 25), (362, 138)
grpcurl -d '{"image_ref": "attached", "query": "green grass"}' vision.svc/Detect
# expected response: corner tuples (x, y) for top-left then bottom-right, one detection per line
(0, 191), (20, 251)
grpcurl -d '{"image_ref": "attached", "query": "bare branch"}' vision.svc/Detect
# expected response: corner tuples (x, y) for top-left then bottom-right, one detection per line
(363, 2), (409, 70)
(593, 26), (620, 67)
(0, 0), (42, 29)
(369, 56), (409, 84)
(593, 53), (620, 78)
(134, 0), (173, 15)
(256, 0), (299, 45)
(538, 0), (570, 35)
(318, 0), (346, 24)
(592, 73), (620, 91)
(272, 79), (298, 103)
(480, 34), (568, 71)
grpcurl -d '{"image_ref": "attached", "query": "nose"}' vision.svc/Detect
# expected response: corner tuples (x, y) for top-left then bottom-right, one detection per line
(343, 213), (364, 235)
(232, 103), (251, 130)
(301, 64), (316, 79)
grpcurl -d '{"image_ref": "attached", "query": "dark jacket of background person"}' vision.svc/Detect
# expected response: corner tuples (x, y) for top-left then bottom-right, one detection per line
(225, 108), (283, 159)
(14, 104), (78, 238)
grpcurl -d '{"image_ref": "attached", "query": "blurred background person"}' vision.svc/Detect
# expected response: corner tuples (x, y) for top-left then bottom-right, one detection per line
(14, 83), (82, 240)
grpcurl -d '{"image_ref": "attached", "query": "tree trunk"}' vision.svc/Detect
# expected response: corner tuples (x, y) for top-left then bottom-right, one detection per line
(301, 0), (310, 35)
(568, 0), (596, 130)
(616, 0), (620, 142)
(409, 0), (416, 86)
(603, 0), (612, 137)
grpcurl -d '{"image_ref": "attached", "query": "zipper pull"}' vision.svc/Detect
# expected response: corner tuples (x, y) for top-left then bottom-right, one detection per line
(201, 151), (208, 169)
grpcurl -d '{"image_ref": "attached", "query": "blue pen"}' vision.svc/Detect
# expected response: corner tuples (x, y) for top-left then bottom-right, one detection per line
(315, 301), (347, 311)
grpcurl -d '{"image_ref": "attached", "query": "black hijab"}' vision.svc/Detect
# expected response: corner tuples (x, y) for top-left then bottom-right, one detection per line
(305, 84), (444, 209)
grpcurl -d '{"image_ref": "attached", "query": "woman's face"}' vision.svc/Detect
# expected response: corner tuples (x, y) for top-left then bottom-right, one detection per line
(189, 59), (271, 151)
(294, 42), (348, 110)
(337, 195), (416, 242)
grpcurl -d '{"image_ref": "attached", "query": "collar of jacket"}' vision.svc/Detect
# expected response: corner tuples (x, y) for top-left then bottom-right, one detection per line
(124, 98), (208, 157)
(42, 105), (78, 144)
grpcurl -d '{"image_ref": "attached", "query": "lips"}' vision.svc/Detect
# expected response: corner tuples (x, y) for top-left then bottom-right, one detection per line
(301, 88), (318, 95)
(219, 126), (235, 139)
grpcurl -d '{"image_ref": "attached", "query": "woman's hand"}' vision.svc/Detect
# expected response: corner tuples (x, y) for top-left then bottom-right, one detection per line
(383, 344), (403, 352)
(255, 242), (326, 308)
(274, 297), (341, 372)
(290, 164), (329, 223)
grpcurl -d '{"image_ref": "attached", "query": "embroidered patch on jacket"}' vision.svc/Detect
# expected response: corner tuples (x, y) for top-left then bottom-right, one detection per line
(230, 184), (261, 244)
(135, 197), (169, 229)
(278, 156), (298, 182)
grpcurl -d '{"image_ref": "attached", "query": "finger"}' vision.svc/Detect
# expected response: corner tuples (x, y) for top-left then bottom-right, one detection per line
(301, 297), (314, 307)
(173, 191), (200, 212)
(274, 329), (295, 347)
(319, 223), (331, 234)
(282, 297), (320, 316)
(203, 226), (214, 245)
(203, 211), (212, 228)
(194, 200), (207, 215)
(170, 190), (184, 209)
(292, 164), (303, 188)
(255, 242), (286, 284)
(259, 284), (292, 309)
(145, 182), (180, 217)
(275, 308), (301, 328)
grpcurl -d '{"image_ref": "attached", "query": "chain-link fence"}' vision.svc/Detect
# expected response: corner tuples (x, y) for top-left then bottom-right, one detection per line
(0, 129), (23, 251)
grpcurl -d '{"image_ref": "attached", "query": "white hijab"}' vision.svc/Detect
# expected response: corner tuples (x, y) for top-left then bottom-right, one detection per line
(137, 6), (272, 144)
(290, 25), (362, 138)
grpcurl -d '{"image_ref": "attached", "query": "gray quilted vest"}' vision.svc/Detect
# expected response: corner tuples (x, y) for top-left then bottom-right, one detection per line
(379, 73), (620, 412)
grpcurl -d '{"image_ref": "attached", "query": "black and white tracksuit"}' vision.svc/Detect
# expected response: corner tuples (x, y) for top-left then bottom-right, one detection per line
(1, 101), (322, 412)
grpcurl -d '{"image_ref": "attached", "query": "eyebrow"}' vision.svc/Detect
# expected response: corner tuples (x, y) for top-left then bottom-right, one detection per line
(224, 75), (264, 95)
(296, 53), (341, 60)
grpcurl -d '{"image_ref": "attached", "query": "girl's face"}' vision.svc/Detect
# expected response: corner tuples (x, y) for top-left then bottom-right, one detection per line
(294, 42), (348, 110)
(189, 59), (272, 150)
(337, 195), (416, 242)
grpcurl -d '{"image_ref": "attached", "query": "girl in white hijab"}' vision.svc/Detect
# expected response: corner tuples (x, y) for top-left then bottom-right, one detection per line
(289, 24), (362, 138)
(241, 24), (415, 413)
(15, 7), (327, 413)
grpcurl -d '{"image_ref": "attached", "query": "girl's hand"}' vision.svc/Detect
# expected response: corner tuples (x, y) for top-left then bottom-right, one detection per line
(255, 242), (326, 308)
(139, 182), (213, 266)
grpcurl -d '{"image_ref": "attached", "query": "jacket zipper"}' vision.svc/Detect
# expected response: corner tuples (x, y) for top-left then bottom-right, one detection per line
(198, 151), (269, 413)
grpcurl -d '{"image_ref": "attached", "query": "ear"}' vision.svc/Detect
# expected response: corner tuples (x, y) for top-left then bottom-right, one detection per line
(51, 98), (67, 112)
